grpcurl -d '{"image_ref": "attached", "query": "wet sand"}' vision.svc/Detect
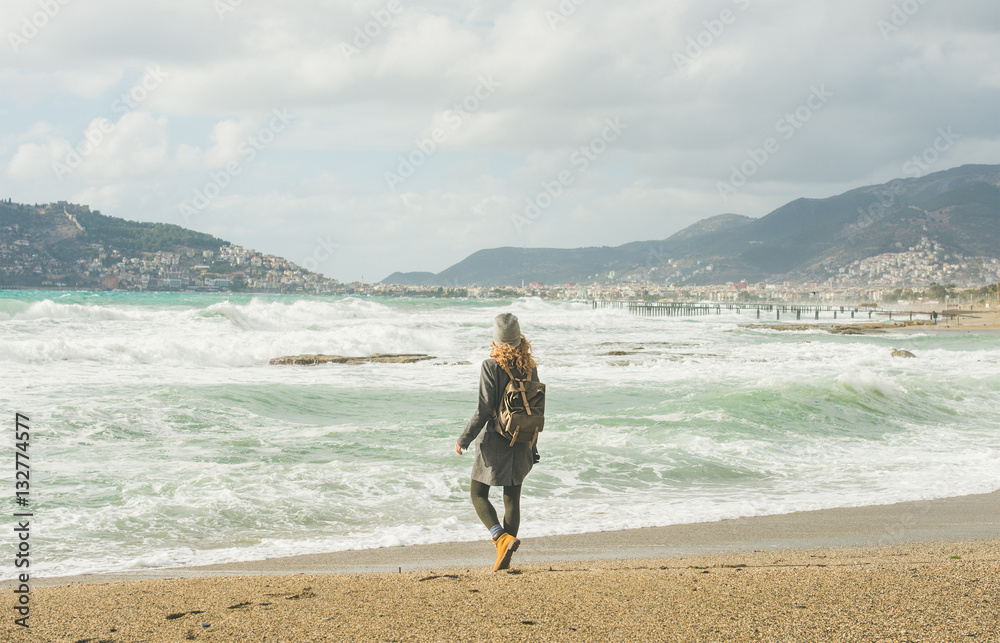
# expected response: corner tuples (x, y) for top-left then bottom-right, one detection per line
(6, 307), (998, 641)
(5, 490), (998, 642)
(904, 308), (1000, 333)
(742, 308), (1000, 336)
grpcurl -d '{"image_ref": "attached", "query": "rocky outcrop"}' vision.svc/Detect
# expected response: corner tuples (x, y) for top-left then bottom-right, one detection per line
(270, 353), (434, 365)
(891, 349), (917, 358)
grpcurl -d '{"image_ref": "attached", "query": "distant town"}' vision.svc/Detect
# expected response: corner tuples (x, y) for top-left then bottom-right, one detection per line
(1, 201), (998, 308)
(2, 227), (998, 308)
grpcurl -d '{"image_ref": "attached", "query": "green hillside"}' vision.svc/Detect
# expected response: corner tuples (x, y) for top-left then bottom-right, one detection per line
(76, 209), (227, 255)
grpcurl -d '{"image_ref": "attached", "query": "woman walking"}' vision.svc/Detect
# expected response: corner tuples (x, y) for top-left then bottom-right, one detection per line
(455, 312), (539, 572)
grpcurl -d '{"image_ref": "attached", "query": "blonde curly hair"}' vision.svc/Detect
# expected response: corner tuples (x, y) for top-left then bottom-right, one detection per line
(490, 336), (537, 376)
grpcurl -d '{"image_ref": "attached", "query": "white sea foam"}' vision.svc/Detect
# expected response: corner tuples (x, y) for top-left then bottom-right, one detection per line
(2, 292), (999, 579)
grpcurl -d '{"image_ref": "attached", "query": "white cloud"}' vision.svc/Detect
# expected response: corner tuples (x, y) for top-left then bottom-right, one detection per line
(200, 118), (267, 169)
(6, 140), (57, 181)
(0, 68), (123, 104)
(0, 0), (997, 281)
(7, 111), (173, 183)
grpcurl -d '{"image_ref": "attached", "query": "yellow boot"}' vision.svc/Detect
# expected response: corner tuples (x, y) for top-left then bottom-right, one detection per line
(492, 532), (520, 572)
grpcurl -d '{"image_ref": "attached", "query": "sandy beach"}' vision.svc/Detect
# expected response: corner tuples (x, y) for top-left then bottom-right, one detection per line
(6, 489), (998, 642)
(5, 302), (998, 642)
(744, 308), (1000, 336)
(904, 308), (1000, 333)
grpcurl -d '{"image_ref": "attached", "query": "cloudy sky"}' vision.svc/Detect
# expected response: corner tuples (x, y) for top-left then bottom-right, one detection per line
(1, 0), (997, 282)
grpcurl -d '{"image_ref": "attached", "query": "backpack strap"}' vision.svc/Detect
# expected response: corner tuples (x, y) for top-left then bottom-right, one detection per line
(492, 362), (516, 421)
(498, 362), (533, 417)
(499, 362), (533, 382)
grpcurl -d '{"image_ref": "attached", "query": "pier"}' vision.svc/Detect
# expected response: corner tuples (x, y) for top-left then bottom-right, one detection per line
(592, 300), (940, 322)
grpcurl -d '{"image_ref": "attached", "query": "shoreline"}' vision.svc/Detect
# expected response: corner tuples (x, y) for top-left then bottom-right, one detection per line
(16, 487), (1000, 589)
(11, 541), (999, 642)
(5, 298), (998, 639)
(742, 309), (1000, 335)
(5, 491), (998, 642)
(902, 308), (1000, 333)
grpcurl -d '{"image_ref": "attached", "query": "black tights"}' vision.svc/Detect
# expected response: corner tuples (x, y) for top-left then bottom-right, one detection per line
(469, 480), (521, 537)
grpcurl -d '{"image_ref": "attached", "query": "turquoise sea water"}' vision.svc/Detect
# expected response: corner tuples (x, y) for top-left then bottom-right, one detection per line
(2, 290), (999, 578)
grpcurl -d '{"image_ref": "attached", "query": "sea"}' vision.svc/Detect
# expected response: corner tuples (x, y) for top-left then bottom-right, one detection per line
(2, 290), (999, 580)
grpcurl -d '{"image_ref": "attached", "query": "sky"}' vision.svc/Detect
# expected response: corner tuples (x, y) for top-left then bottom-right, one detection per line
(1, 0), (998, 283)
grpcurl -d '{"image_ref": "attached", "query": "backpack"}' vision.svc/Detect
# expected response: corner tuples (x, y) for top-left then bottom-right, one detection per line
(493, 362), (545, 447)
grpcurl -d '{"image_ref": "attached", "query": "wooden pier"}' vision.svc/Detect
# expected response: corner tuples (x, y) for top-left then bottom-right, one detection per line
(592, 300), (936, 322)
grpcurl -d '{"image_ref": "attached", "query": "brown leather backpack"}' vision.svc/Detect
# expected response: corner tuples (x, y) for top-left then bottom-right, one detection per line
(493, 363), (545, 447)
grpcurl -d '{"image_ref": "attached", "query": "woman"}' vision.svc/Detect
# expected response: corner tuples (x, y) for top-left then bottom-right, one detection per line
(455, 312), (539, 572)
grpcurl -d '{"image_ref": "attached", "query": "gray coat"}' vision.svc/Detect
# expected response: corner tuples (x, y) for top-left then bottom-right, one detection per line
(457, 358), (538, 487)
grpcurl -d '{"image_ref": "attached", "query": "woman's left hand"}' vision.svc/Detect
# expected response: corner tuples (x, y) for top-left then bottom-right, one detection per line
(454, 443), (464, 455)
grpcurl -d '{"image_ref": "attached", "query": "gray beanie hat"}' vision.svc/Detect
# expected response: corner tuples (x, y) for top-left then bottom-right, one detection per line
(493, 313), (521, 347)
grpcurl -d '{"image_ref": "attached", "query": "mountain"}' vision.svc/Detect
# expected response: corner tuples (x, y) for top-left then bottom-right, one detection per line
(0, 200), (338, 292)
(379, 270), (437, 286)
(384, 214), (756, 287)
(382, 164), (1000, 286)
(694, 164), (1000, 283)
